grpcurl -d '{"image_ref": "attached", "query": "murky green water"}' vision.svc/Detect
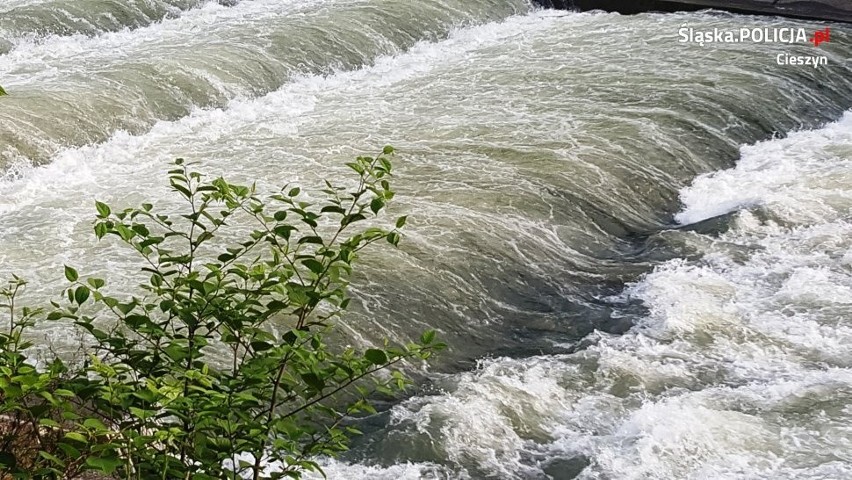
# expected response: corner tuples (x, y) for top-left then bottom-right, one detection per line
(1, 1), (852, 477)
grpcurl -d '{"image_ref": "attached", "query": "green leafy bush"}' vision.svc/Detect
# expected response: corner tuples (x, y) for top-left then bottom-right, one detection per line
(0, 277), (100, 478)
(0, 148), (444, 479)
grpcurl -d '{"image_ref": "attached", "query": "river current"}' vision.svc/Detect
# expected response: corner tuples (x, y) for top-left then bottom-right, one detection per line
(1, 1), (851, 478)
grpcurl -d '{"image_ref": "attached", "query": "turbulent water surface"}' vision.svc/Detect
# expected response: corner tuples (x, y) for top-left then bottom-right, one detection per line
(1, 0), (852, 478)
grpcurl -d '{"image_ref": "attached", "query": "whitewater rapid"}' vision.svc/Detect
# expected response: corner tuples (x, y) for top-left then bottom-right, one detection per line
(0, 0), (529, 171)
(319, 112), (852, 479)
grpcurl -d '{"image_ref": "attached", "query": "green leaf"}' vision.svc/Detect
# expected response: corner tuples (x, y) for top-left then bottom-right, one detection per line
(74, 286), (90, 305)
(64, 265), (79, 282)
(273, 225), (296, 240)
(57, 442), (80, 458)
(129, 407), (153, 420)
(0, 86), (7, 97)
(86, 456), (122, 475)
(250, 341), (273, 352)
(116, 301), (135, 315)
(288, 187), (301, 197)
(382, 145), (394, 155)
(95, 201), (111, 218)
(387, 232), (400, 246)
(171, 182), (192, 199)
(370, 198), (385, 215)
(38, 451), (64, 467)
(131, 224), (150, 237)
(396, 216), (407, 228)
(301, 259), (324, 274)
(321, 205), (346, 215)
(297, 236), (324, 245)
(83, 418), (107, 431)
(301, 372), (325, 391)
(64, 431), (87, 443)
(346, 162), (364, 175)
(420, 330), (436, 344)
(364, 349), (388, 365)
(39, 418), (61, 428)
(115, 224), (135, 241)
(94, 222), (108, 239)
(341, 213), (366, 226)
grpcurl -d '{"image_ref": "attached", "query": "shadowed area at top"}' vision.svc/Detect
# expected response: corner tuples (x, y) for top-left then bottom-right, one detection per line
(536, 0), (852, 23)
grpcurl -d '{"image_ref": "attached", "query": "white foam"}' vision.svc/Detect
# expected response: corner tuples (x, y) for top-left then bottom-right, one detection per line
(676, 111), (852, 225)
(0, 0), (209, 38)
(0, 8), (554, 215)
(364, 111), (852, 479)
(0, 0), (319, 84)
(307, 460), (461, 480)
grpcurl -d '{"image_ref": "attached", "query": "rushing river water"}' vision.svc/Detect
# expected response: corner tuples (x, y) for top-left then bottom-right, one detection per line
(2, 0), (852, 478)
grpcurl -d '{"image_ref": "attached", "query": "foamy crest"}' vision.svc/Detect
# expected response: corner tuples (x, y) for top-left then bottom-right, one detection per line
(307, 460), (460, 480)
(676, 111), (852, 225)
(357, 111), (852, 479)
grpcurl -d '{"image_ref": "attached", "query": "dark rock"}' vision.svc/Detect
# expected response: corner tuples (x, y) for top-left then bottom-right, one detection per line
(537, 0), (852, 23)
